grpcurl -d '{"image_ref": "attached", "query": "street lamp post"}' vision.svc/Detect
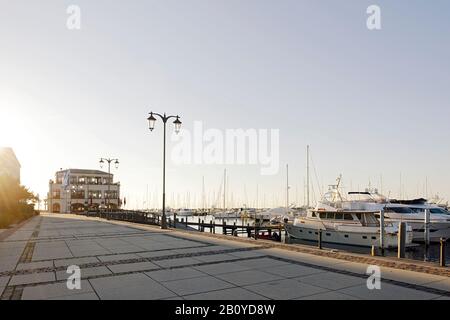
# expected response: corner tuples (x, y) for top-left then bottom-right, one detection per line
(147, 111), (182, 229)
(99, 157), (119, 212)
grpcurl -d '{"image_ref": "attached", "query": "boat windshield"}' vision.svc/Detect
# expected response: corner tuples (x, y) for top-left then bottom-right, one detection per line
(347, 191), (387, 203)
(355, 213), (379, 227)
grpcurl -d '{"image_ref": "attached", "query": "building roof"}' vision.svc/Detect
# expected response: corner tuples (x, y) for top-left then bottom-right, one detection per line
(0, 147), (21, 167)
(56, 169), (111, 175)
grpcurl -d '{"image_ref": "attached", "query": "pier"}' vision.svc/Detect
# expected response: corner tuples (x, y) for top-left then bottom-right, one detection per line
(0, 213), (449, 300)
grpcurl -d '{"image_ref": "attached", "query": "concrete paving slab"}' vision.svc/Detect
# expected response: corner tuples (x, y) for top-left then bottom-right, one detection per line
(16, 261), (54, 271)
(264, 264), (326, 278)
(193, 262), (252, 275)
(145, 267), (206, 282)
(183, 287), (268, 300)
(108, 261), (159, 274)
(235, 257), (290, 269)
(296, 271), (366, 290)
(21, 280), (94, 300)
(193, 253), (239, 263)
(0, 276), (10, 287)
(54, 256), (100, 268)
(9, 272), (56, 286)
(244, 278), (328, 299)
(338, 283), (441, 300)
(153, 257), (202, 268)
(49, 292), (99, 300)
(162, 275), (234, 296)
(216, 269), (283, 286)
(90, 274), (176, 300)
(296, 291), (360, 300)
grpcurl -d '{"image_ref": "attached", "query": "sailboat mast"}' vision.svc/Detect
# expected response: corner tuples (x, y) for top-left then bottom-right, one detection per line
(223, 169), (226, 211)
(202, 176), (205, 211)
(286, 164), (289, 211)
(306, 145), (310, 208)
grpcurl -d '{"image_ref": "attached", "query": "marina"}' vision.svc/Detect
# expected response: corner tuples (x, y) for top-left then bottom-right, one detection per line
(1, 1), (449, 304)
(0, 213), (449, 301)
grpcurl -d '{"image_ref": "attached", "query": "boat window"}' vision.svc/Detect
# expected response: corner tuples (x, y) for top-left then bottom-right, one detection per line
(343, 214), (353, 220)
(356, 213), (362, 221)
(430, 208), (450, 215)
(386, 207), (414, 214)
(335, 213), (343, 220)
(326, 212), (335, 219)
(319, 212), (327, 219)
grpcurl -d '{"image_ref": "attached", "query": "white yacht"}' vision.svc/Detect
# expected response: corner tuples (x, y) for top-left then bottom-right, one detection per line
(285, 209), (409, 247)
(387, 198), (450, 241)
(177, 208), (194, 217)
(213, 210), (240, 219)
(320, 186), (450, 243)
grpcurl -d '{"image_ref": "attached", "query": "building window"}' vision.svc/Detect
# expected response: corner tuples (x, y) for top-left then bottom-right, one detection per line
(52, 190), (61, 199)
(104, 191), (118, 199)
(88, 190), (102, 199)
(71, 189), (85, 199)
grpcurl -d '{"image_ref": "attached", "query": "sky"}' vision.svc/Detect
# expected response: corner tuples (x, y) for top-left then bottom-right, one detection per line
(0, 0), (449, 209)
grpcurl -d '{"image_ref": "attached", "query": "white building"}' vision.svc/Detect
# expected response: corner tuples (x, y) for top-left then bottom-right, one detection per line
(0, 147), (21, 183)
(48, 169), (121, 213)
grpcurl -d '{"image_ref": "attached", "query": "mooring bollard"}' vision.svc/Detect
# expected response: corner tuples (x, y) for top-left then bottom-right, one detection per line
(440, 238), (446, 267)
(424, 209), (430, 247)
(318, 229), (322, 249)
(398, 222), (406, 259)
(379, 209), (385, 256)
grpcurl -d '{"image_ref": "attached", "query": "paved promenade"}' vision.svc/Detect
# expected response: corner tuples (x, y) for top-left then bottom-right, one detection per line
(0, 214), (449, 300)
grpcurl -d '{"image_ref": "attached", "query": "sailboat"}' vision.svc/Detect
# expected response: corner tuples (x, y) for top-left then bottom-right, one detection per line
(213, 169), (239, 219)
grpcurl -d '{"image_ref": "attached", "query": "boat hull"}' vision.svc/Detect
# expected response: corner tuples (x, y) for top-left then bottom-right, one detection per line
(384, 219), (450, 242)
(285, 224), (400, 248)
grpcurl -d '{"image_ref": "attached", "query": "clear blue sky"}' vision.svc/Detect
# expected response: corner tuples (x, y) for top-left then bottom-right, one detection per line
(1, 0), (449, 208)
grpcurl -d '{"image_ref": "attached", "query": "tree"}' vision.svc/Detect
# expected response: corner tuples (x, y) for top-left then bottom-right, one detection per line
(0, 175), (37, 228)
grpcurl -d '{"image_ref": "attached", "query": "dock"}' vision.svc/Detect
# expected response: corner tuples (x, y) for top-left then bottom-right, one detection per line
(0, 213), (449, 300)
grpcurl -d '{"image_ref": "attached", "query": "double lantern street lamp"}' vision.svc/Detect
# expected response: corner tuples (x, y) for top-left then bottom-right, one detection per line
(147, 112), (182, 229)
(99, 158), (119, 212)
